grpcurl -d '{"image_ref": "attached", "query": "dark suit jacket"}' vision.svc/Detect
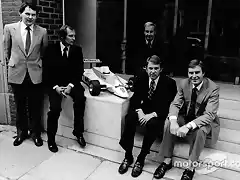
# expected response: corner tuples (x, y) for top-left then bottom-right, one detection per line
(43, 42), (84, 89)
(130, 71), (177, 121)
(127, 38), (164, 75)
(169, 78), (220, 145)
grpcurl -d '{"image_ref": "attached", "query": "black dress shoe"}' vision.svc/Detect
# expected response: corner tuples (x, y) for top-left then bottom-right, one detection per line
(76, 135), (86, 147)
(13, 134), (28, 146)
(131, 161), (144, 178)
(32, 136), (43, 147)
(153, 162), (172, 179)
(48, 141), (58, 153)
(118, 157), (134, 174)
(180, 169), (195, 180)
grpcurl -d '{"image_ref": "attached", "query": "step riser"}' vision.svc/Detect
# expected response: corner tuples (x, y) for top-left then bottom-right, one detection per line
(219, 118), (240, 131)
(219, 99), (240, 111)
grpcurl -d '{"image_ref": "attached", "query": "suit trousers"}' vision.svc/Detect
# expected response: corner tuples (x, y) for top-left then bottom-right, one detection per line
(119, 109), (164, 155)
(47, 85), (86, 141)
(159, 117), (211, 162)
(10, 72), (43, 137)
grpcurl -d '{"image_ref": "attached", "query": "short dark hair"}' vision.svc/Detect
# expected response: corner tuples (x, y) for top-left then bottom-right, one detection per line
(58, 25), (75, 40)
(188, 59), (205, 73)
(19, 2), (39, 14)
(146, 55), (163, 66)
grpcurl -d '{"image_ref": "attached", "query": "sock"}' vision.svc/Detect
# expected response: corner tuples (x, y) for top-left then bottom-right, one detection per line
(163, 157), (172, 165)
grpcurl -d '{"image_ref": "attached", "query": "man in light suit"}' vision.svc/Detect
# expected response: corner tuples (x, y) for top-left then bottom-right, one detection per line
(153, 59), (220, 180)
(3, 2), (48, 146)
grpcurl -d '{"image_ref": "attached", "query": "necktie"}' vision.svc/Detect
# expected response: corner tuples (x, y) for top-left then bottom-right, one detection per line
(63, 46), (68, 59)
(147, 40), (151, 48)
(187, 87), (198, 122)
(148, 80), (155, 100)
(25, 26), (31, 54)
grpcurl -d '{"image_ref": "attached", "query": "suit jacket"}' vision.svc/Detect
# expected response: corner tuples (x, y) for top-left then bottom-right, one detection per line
(3, 21), (48, 84)
(43, 42), (84, 90)
(169, 78), (220, 145)
(127, 38), (164, 75)
(130, 71), (177, 121)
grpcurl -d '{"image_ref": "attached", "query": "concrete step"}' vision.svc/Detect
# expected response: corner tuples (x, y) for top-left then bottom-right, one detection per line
(219, 99), (240, 111)
(49, 129), (233, 180)
(219, 118), (240, 131)
(218, 109), (240, 121)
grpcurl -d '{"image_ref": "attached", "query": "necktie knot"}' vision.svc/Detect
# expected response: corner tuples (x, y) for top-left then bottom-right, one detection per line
(26, 26), (31, 31)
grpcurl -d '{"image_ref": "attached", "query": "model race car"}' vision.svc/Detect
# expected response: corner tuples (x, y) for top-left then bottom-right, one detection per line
(82, 66), (134, 99)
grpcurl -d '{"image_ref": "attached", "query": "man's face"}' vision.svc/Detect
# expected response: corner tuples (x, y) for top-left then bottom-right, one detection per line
(19, 6), (37, 26)
(188, 65), (205, 86)
(63, 28), (76, 46)
(146, 61), (162, 80)
(144, 25), (155, 42)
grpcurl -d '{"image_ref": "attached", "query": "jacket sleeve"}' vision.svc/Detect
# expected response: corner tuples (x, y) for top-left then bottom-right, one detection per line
(3, 24), (11, 65)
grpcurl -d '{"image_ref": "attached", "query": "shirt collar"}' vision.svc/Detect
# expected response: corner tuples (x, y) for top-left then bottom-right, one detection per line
(192, 81), (203, 91)
(145, 39), (154, 45)
(21, 21), (33, 31)
(149, 76), (159, 87)
(60, 41), (69, 52)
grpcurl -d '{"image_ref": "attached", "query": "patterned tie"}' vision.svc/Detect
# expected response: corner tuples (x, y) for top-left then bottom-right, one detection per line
(63, 46), (68, 59)
(25, 26), (31, 54)
(148, 80), (155, 100)
(186, 87), (198, 122)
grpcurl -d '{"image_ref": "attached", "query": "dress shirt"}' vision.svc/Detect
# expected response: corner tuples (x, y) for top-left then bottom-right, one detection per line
(20, 21), (33, 49)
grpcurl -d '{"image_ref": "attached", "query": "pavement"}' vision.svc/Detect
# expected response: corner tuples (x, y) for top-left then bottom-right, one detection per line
(0, 125), (156, 180)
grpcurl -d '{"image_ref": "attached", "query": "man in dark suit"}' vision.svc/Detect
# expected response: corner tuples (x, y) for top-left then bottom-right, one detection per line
(153, 59), (220, 180)
(43, 25), (86, 153)
(127, 22), (164, 76)
(3, 2), (48, 147)
(118, 55), (177, 178)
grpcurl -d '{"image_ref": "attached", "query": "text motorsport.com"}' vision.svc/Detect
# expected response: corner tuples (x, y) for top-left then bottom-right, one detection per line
(174, 159), (240, 170)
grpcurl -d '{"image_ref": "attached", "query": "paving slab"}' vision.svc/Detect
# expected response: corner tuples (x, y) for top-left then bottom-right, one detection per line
(0, 136), (53, 180)
(19, 148), (102, 180)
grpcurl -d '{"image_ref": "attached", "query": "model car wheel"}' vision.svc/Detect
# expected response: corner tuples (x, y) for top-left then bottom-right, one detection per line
(89, 80), (101, 96)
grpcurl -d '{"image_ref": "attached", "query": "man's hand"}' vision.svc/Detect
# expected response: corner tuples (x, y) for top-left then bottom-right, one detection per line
(170, 120), (180, 135)
(176, 125), (189, 138)
(136, 109), (145, 120)
(64, 85), (72, 95)
(55, 86), (67, 97)
(139, 113), (154, 126)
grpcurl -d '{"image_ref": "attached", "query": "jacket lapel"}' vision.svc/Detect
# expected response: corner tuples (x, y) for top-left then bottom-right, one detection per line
(15, 22), (26, 55)
(196, 78), (210, 106)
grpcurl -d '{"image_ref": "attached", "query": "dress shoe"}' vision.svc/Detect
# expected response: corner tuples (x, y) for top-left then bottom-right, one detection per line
(180, 169), (195, 180)
(32, 136), (43, 147)
(153, 162), (172, 179)
(76, 135), (86, 147)
(13, 134), (28, 146)
(131, 161), (144, 178)
(48, 141), (58, 153)
(118, 157), (134, 174)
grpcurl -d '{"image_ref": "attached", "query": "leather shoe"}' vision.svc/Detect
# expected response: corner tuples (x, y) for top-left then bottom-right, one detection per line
(153, 162), (172, 179)
(76, 135), (86, 147)
(180, 169), (195, 180)
(131, 161), (144, 178)
(48, 141), (58, 153)
(13, 133), (28, 146)
(118, 158), (134, 174)
(32, 136), (43, 147)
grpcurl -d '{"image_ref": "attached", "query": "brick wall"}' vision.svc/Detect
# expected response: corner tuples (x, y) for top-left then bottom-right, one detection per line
(1, 0), (63, 125)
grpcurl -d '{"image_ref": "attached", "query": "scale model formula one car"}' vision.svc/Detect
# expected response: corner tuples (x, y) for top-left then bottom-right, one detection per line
(82, 66), (133, 99)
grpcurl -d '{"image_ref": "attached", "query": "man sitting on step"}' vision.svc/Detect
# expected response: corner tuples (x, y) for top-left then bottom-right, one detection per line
(153, 59), (220, 180)
(118, 55), (177, 178)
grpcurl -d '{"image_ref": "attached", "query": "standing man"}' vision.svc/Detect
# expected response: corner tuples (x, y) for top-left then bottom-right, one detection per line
(43, 25), (86, 153)
(3, 2), (48, 146)
(153, 59), (220, 180)
(118, 55), (177, 178)
(127, 22), (164, 76)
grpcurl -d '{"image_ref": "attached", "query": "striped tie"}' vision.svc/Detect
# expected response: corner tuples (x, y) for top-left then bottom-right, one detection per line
(148, 80), (155, 100)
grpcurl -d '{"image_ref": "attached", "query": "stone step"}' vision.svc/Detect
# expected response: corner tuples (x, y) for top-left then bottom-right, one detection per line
(218, 128), (240, 145)
(219, 99), (240, 111)
(218, 109), (240, 121)
(219, 118), (240, 131)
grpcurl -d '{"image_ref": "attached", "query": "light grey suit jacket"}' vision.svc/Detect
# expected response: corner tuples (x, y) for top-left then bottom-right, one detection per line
(3, 21), (48, 84)
(169, 78), (220, 145)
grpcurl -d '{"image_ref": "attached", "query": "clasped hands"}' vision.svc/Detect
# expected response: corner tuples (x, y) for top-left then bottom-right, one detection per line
(55, 85), (72, 98)
(136, 109), (155, 126)
(170, 120), (189, 138)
